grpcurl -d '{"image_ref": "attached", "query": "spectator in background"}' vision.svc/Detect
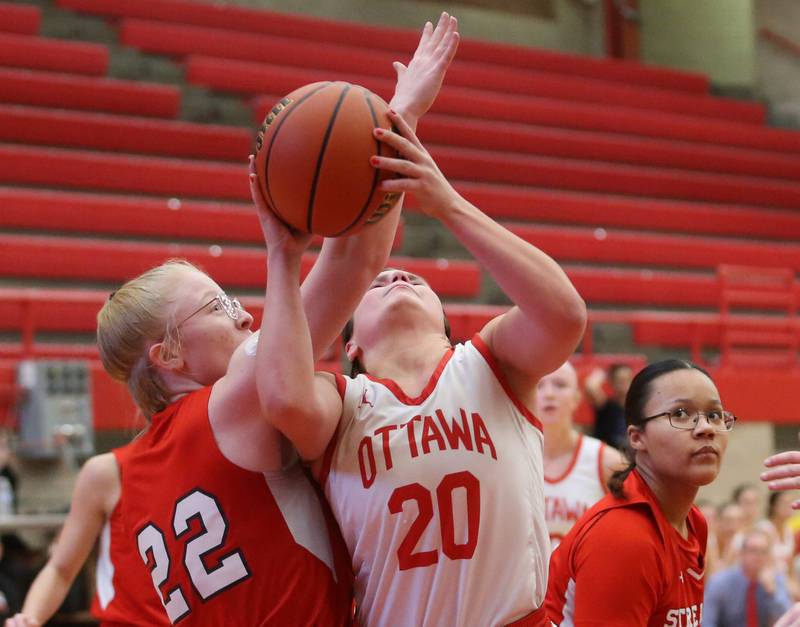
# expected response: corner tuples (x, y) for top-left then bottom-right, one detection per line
(704, 528), (793, 626)
(714, 501), (746, 573)
(736, 483), (766, 534)
(584, 363), (633, 449)
(758, 492), (797, 577)
(0, 431), (18, 513)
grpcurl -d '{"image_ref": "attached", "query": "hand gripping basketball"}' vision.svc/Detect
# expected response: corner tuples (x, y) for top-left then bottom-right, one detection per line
(253, 81), (396, 237)
(370, 110), (459, 221)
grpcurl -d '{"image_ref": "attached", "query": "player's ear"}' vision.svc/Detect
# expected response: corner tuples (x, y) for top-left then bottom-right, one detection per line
(628, 424), (646, 453)
(149, 341), (183, 372)
(345, 339), (362, 365)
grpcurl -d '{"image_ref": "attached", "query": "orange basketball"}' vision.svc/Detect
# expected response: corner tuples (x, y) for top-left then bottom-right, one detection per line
(254, 81), (399, 237)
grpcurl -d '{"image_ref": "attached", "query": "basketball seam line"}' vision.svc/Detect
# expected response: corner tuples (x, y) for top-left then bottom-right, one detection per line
(261, 82), (332, 224)
(307, 83), (351, 234)
(331, 89), (383, 238)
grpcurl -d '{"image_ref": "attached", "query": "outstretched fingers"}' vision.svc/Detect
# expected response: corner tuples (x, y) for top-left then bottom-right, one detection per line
(427, 12), (450, 51)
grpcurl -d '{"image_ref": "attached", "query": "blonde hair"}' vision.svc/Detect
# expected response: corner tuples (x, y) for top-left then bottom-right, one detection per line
(97, 259), (200, 418)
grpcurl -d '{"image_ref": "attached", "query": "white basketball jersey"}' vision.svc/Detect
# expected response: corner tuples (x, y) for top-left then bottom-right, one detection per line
(543, 433), (607, 550)
(321, 335), (548, 627)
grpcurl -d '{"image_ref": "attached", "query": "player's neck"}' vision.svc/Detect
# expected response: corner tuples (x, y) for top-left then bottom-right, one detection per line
(635, 463), (698, 538)
(362, 333), (451, 398)
(162, 369), (206, 404)
(543, 422), (580, 460)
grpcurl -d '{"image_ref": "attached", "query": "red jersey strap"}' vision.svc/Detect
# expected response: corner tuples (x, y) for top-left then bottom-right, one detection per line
(471, 333), (542, 432)
(544, 433), (583, 484)
(317, 374), (348, 488)
(364, 347), (454, 405)
(597, 441), (609, 494)
(506, 605), (548, 626)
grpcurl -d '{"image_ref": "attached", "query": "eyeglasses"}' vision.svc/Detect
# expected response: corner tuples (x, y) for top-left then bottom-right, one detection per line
(641, 408), (736, 432)
(178, 293), (243, 327)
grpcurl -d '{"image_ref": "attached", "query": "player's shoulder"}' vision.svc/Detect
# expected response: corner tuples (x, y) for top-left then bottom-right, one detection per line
(579, 504), (662, 555)
(76, 452), (121, 513)
(81, 452), (119, 483)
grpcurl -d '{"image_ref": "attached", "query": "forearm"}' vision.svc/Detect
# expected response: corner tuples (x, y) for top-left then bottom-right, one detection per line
(302, 205), (400, 361)
(440, 195), (586, 335)
(20, 564), (74, 624)
(259, 253), (316, 425)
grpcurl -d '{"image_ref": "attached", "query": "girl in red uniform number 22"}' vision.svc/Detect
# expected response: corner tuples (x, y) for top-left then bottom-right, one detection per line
(6, 14), (459, 627)
(253, 97), (587, 625)
(546, 359), (735, 627)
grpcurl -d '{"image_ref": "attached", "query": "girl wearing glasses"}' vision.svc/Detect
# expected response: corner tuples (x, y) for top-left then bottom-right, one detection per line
(546, 359), (734, 627)
(255, 109), (587, 624)
(6, 15), (458, 627)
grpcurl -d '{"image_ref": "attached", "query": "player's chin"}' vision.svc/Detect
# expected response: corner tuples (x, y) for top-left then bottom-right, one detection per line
(685, 462), (722, 487)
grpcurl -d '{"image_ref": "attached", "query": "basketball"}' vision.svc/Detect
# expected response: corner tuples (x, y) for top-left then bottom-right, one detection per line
(254, 81), (399, 237)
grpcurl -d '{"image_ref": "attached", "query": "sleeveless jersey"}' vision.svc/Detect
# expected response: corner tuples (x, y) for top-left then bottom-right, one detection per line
(119, 386), (353, 626)
(543, 434), (607, 549)
(546, 470), (708, 627)
(321, 335), (549, 627)
(90, 445), (169, 626)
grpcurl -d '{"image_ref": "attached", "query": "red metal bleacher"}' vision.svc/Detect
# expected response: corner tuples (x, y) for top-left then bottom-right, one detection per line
(3, 103), (799, 182)
(254, 92), (800, 157)
(0, 67), (180, 117)
(5, 142), (800, 209)
(6, 232), (800, 308)
(188, 55), (760, 124)
(0, 32), (109, 75)
(121, 19), (760, 124)
(0, 104), (250, 160)
(0, 234), (480, 298)
(505, 224), (800, 271)
(718, 265), (799, 369)
(414, 114), (800, 181)
(0, 2), (40, 35)
(444, 183), (800, 241)
(429, 144), (800, 209)
(0, 188), (404, 249)
(57, 0), (709, 93)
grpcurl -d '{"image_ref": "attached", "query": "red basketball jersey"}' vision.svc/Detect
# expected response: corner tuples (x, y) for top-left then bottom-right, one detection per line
(546, 469), (707, 627)
(90, 445), (169, 626)
(119, 387), (353, 626)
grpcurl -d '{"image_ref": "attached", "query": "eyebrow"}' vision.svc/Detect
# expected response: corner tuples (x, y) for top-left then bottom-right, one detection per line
(667, 397), (723, 405)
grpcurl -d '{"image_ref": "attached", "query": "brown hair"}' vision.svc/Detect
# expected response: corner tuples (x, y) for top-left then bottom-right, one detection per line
(97, 260), (200, 418)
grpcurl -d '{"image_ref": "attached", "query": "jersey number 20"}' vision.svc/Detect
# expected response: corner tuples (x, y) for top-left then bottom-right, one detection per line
(136, 489), (250, 623)
(388, 471), (480, 571)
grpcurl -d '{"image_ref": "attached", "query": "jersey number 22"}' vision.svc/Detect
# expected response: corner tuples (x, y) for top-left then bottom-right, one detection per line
(136, 489), (250, 623)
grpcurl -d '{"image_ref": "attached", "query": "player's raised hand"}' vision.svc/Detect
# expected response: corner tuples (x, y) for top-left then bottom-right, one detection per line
(372, 109), (459, 221)
(389, 12), (459, 125)
(248, 155), (311, 258)
(762, 448), (800, 506)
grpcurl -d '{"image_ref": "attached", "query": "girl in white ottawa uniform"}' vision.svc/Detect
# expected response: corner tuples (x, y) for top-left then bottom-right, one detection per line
(535, 361), (623, 549)
(254, 103), (587, 625)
